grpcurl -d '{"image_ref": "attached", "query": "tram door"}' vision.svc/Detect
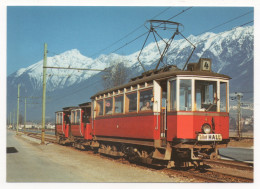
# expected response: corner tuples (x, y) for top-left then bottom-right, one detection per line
(160, 81), (168, 146)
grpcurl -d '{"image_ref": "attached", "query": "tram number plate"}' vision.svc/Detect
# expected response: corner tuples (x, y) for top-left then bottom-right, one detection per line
(197, 134), (222, 141)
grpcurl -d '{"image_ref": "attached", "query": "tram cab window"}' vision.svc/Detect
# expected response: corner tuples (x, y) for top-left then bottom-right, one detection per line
(179, 79), (192, 111)
(139, 89), (153, 111)
(125, 92), (137, 112)
(195, 80), (217, 112)
(97, 100), (104, 116)
(169, 80), (177, 111)
(56, 112), (63, 124)
(105, 98), (113, 115)
(115, 95), (124, 114)
(220, 82), (227, 112)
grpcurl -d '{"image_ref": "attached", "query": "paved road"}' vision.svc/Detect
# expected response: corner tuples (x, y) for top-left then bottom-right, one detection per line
(6, 130), (180, 182)
(219, 147), (253, 162)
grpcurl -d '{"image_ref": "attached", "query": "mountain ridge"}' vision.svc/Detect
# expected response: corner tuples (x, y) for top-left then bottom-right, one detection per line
(7, 25), (254, 121)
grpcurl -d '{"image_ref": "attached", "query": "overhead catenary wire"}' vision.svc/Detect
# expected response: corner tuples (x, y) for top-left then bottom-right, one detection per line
(90, 7), (172, 58)
(194, 20), (253, 46)
(109, 7), (193, 55)
(195, 10), (253, 36)
(170, 20), (253, 67)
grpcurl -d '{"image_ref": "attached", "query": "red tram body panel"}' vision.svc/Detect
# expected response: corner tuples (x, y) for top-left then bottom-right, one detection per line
(167, 112), (229, 141)
(94, 114), (159, 140)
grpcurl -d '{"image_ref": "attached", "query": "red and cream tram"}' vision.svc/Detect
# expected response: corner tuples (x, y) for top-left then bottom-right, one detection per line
(55, 58), (230, 167)
(90, 58), (230, 167)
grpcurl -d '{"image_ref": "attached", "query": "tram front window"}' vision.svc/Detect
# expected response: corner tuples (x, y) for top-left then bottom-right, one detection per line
(195, 80), (217, 112)
(179, 79), (192, 111)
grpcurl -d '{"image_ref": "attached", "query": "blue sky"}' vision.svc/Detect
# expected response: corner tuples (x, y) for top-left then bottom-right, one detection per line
(7, 6), (253, 75)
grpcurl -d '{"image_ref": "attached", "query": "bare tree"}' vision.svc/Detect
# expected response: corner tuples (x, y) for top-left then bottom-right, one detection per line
(102, 59), (129, 89)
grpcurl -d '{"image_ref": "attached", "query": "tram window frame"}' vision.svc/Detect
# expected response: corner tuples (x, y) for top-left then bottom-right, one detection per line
(195, 80), (217, 112)
(139, 83), (145, 88)
(96, 99), (104, 116)
(139, 88), (153, 112)
(104, 98), (113, 115)
(125, 91), (137, 113)
(56, 112), (62, 124)
(70, 111), (74, 123)
(179, 79), (192, 111)
(75, 109), (81, 124)
(220, 81), (228, 112)
(169, 80), (177, 111)
(114, 95), (124, 114)
(71, 110), (80, 124)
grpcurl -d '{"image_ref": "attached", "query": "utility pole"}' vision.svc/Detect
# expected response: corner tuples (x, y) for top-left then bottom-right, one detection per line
(16, 84), (20, 134)
(24, 98), (26, 132)
(236, 93), (243, 140)
(9, 112), (12, 127)
(41, 43), (47, 144)
(13, 111), (15, 130)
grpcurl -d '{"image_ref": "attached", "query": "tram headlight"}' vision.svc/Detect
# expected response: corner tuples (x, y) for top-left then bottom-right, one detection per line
(201, 124), (211, 134)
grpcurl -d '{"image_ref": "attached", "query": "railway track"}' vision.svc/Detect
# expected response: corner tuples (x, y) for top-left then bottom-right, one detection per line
(23, 132), (57, 143)
(22, 131), (253, 182)
(203, 159), (253, 171)
(162, 168), (253, 183)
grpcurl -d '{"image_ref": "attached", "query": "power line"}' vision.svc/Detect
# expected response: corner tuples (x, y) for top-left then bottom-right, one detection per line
(109, 7), (193, 55)
(171, 20), (253, 64)
(167, 7), (193, 21)
(90, 7), (172, 58)
(196, 10), (253, 36)
(47, 78), (103, 103)
(194, 20), (253, 46)
(111, 31), (149, 54)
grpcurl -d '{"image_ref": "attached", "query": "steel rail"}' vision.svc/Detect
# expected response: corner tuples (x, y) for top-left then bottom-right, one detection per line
(203, 159), (253, 171)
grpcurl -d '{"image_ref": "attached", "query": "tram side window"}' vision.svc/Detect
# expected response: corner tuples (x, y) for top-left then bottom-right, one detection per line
(97, 100), (104, 116)
(139, 89), (153, 111)
(75, 110), (81, 124)
(220, 82), (227, 112)
(170, 80), (177, 111)
(71, 111), (75, 124)
(55, 113), (58, 124)
(60, 113), (63, 124)
(125, 92), (137, 113)
(115, 95), (124, 114)
(105, 98), (113, 115)
(180, 79), (192, 111)
(56, 113), (62, 124)
(195, 80), (217, 111)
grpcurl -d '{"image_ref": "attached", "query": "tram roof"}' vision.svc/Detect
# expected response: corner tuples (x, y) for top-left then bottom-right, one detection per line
(62, 106), (79, 111)
(91, 65), (230, 99)
(79, 102), (91, 108)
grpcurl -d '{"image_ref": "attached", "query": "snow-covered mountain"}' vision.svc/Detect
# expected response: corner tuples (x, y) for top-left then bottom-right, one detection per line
(7, 26), (254, 121)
